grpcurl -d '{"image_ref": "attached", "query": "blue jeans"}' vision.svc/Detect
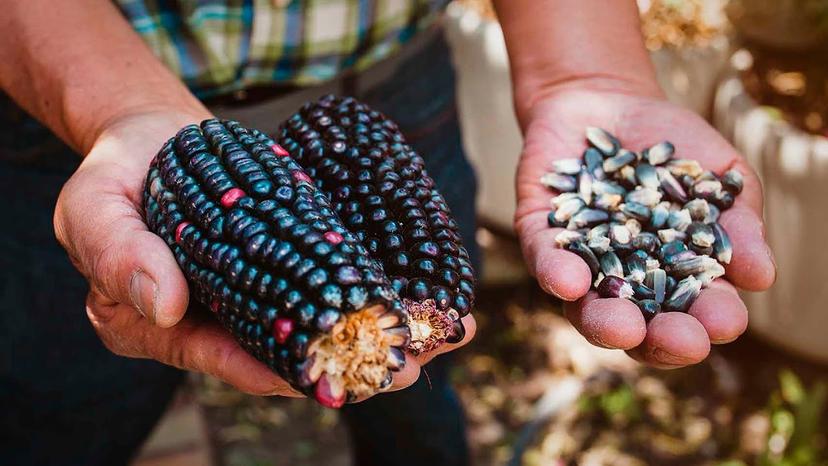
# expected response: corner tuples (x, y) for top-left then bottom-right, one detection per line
(0, 31), (477, 466)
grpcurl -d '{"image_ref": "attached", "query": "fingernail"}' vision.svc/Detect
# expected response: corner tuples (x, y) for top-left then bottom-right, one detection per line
(130, 271), (157, 322)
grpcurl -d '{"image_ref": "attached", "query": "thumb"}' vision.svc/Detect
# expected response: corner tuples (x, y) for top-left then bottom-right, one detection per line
(95, 228), (190, 327)
(55, 182), (189, 327)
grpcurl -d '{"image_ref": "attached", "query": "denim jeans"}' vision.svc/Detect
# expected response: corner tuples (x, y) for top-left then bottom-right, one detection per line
(0, 31), (477, 466)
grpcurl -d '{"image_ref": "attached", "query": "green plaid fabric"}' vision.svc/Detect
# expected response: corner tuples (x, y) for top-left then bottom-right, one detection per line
(115, 0), (449, 98)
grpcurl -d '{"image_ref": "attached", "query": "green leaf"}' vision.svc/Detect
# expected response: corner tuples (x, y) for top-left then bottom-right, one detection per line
(771, 409), (796, 438)
(780, 370), (806, 405)
(789, 379), (827, 455)
(598, 384), (639, 421)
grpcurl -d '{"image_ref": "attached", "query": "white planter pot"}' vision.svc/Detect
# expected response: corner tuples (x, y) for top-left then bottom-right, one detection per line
(650, 37), (731, 118)
(713, 62), (828, 362)
(444, 3), (522, 233)
(444, 3), (730, 233)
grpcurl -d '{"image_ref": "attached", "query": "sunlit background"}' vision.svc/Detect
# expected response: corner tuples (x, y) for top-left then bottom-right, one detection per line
(132, 1), (828, 465)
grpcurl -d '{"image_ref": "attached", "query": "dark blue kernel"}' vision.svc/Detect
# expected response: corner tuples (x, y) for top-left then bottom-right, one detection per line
(275, 215), (298, 231)
(412, 259), (438, 275)
(384, 235), (403, 251)
(327, 253), (349, 266)
(268, 278), (289, 302)
(281, 252), (301, 270)
(408, 229), (430, 241)
(407, 279), (431, 301)
(315, 308), (342, 332)
(240, 221), (268, 241)
(293, 303), (317, 328)
(390, 277), (408, 294)
(459, 266), (475, 281)
(440, 241), (460, 255)
(270, 242), (293, 263)
(354, 255), (372, 268)
(438, 269), (460, 288)
(244, 299), (260, 321)
(226, 259), (246, 286)
(287, 224), (311, 241)
(391, 252), (409, 270)
(281, 290), (303, 311)
(458, 279), (474, 296)
(335, 266), (361, 285)
(453, 294), (471, 315)
(255, 273), (272, 299)
(239, 266), (259, 291)
(432, 286), (451, 311)
(319, 284), (343, 308)
(293, 258), (316, 276)
(346, 286), (369, 310)
(414, 241), (440, 257)
(289, 332), (310, 359)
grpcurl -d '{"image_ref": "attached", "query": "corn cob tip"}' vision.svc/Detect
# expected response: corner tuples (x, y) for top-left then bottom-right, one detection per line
(404, 299), (456, 355)
(305, 304), (408, 403)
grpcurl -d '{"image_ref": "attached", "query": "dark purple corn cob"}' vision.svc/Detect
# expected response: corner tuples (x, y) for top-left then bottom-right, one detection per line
(142, 119), (410, 408)
(277, 95), (475, 354)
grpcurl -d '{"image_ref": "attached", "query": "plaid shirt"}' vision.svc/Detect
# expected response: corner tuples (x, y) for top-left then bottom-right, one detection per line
(115, 0), (449, 98)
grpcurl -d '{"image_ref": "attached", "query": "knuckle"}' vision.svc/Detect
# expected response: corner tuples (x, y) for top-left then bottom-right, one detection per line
(212, 342), (242, 380)
(86, 291), (118, 322)
(88, 239), (124, 298)
(161, 324), (198, 370)
(86, 293), (149, 358)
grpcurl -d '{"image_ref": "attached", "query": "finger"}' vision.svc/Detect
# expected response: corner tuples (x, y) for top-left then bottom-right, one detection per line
(414, 314), (477, 366)
(56, 181), (189, 328)
(346, 354), (422, 403)
(718, 204), (776, 291)
(687, 280), (748, 344)
(717, 158), (775, 293)
(88, 293), (301, 397)
(384, 315), (477, 397)
(728, 158), (764, 214)
(564, 292), (647, 350)
(518, 219), (592, 301)
(627, 312), (710, 368)
(513, 130), (593, 302)
(388, 354), (422, 391)
(626, 346), (679, 370)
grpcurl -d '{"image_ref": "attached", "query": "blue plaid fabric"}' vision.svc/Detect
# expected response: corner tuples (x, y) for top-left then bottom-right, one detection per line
(115, 0), (450, 97)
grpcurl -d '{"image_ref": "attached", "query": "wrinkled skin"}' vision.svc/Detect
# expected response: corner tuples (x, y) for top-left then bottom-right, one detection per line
(514, 89), (776, 368)
(54, 111), (475, 398)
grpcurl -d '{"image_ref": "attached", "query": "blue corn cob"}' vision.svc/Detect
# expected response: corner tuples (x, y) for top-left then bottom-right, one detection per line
(277, 95), (475, 354)
(143, 119), (410, 408)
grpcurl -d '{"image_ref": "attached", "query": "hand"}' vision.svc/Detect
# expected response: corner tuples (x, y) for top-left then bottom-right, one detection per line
(514, 86), (776, 368)
(54, 110), (472, 398)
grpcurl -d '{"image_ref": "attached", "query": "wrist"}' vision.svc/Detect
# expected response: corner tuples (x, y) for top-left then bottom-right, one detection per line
(494, 0), (664, 129)
(73, 93), (211, 156)
(83, 106), (213, 170)
(513, 73), (664, 129)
